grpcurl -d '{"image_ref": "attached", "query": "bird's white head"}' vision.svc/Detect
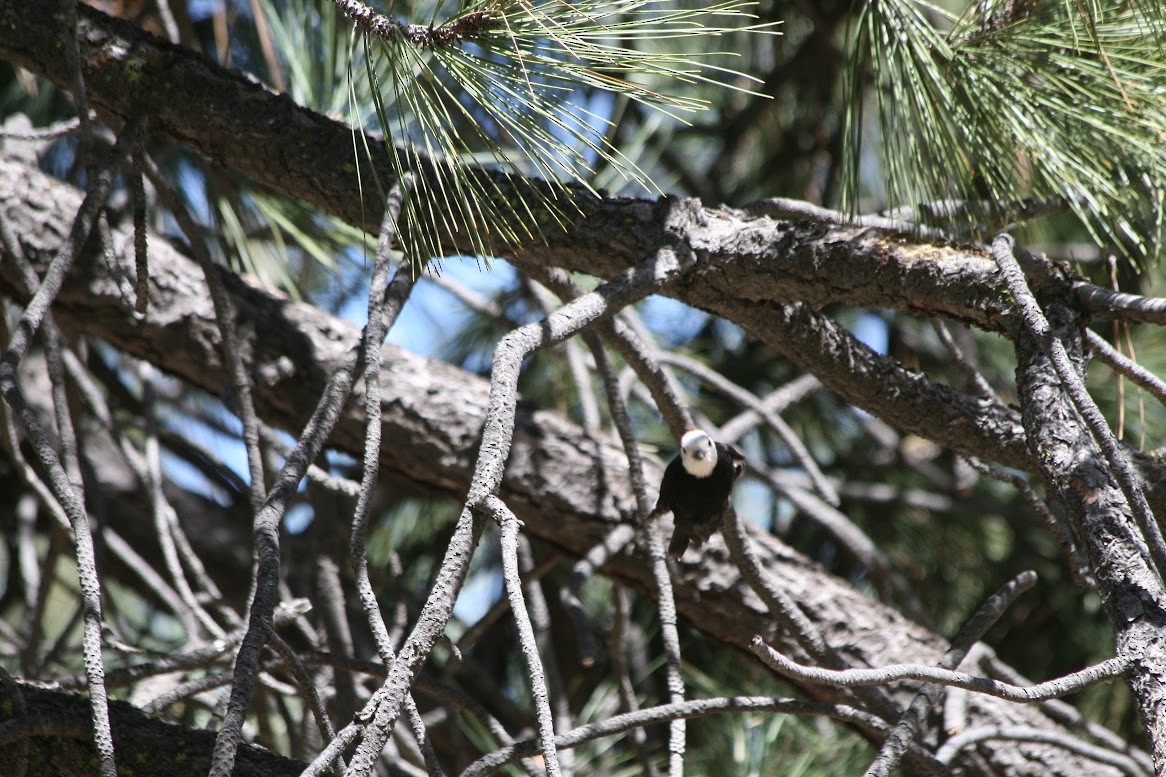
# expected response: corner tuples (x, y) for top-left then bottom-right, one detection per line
(679, 429), (717, 478)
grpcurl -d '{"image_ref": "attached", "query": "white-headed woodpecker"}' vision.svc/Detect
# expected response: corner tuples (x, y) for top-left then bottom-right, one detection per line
(655, 429), (745, 559)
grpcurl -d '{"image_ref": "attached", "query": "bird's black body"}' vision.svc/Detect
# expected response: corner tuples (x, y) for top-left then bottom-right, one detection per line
(655, 431), (745, 559)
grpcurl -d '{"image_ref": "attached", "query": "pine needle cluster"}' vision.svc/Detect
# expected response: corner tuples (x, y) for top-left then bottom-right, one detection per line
(844, 0), (1166, 262)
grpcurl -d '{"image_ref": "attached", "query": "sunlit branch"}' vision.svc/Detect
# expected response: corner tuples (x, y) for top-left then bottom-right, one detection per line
(994, 234), (1166, 581)
(978, 650), (1154, 774)
(516, 534), (574, 775)
(479, 495), (563, 777)
(718, 374), (821, 445)
(576, 315), (686, 775)
(207, 208), (418, 776)
(142, 155), (269, 516)
(754, 642), (1128, 703)
(531, 266), (692, 439)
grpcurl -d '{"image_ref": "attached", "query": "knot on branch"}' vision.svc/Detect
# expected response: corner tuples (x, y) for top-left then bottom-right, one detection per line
(409, 10), (502, 46)
(337, 0), (502, 48)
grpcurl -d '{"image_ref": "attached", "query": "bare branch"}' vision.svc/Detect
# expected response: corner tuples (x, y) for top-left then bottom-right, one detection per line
(935, 726), (1147, 776)
(1086, 329), (1166, 410)
(142, 155), (268, 514)
(480, 496), (562, 777)
(722, 507), (902, 723)
(862, 570), (1037, 777)
(963, 455), (1090, 585)
(1075, 284), (1166, 325)
(530, 266), (692, 440)
(753, 642), (1128, 703)
(208, 215), (416, 776)
(994, 234), (1166, 579)
(458, 694), (947, 777)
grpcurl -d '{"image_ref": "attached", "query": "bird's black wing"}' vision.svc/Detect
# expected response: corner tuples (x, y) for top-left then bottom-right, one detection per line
(718, 443), (746, 482)
(655, 454), (684, 514)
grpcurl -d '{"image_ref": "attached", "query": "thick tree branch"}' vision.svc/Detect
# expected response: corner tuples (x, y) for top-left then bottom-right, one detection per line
(0, 682), (304, 777)
(1010, 244), (1166, 768)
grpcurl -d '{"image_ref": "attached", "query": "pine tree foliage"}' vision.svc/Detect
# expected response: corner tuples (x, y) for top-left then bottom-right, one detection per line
(844, 0), (1166, 260)
(327, 0), (778, 261)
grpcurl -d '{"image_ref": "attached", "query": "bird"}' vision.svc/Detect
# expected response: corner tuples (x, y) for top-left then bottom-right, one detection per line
(654, 429), (745, 559)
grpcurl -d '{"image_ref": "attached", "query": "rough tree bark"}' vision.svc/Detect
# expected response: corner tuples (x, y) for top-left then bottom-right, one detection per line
(1010, 255), (1166, 768)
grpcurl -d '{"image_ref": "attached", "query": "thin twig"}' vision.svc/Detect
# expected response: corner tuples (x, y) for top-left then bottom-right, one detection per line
(131, 138), (149, 315)
(644, 522), (685, 777)
(610, 586), (660, 777)
(517, 534), (574, 776)
(740, 196), (947, 238)
(455, 556), (558, 656)
(205, 261), (413, 777)
(261, 424), (361, 497)
(344, 186), (442, 777)
(532, 266), (692, 438)
(61, 0), (95, 175)
(935, 725), (1146, 775)
(264, 628), (339, 758)
(979, 650), (1154, 774)
(457, 694), (946, 777)
(140, 363), (225, 639)
(752, 642), (1128, 702)
(1074, 283), (1166, 325)
(0, 116), (84, 141)
(480, 495), (562, 777)
(1086, 328), (1166, 410)
(528, 278), (601, 433)
(862, 569), (1038, 777)
(154, 0), (181, 42)
(352, 193), (411, 627)
(963, 455), (1090, 585)
(581, 328), (686, 775)
(425, 271), (506, 319)
(722, 507), (902, 722)
(718, 375), (822, 445)
(141, 155), (268, 515)
(560, 524), (636, 666)
(313, 543), (359, 733)
(929, 319), (999, 402)
(761, 472), (929, 623)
